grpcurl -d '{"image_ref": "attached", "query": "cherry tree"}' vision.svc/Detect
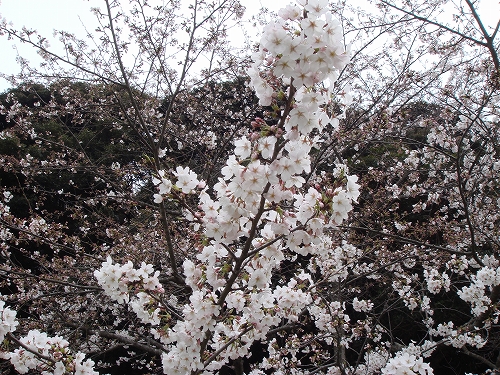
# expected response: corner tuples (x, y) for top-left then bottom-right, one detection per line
(0, 0), (356, 373)
(316, 0), (500, 372)
(0, 0), (499, 374)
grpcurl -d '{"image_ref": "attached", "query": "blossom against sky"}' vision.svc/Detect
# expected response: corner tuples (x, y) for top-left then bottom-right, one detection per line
(1, 0), (498, 92)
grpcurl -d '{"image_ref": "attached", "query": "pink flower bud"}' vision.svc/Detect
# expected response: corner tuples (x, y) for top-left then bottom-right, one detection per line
(250, 132), (260, 141)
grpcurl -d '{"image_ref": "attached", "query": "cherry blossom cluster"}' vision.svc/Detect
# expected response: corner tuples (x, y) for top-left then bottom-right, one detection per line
(7, 330), (98, 374)
(154, 1), (359, 374)
(381, 352), (433, 375)
(457, 265), (500, 318)
(423, 269), (451, 295)
(0, 321), (98, 375)
(352, 297), (374, 312)
(152, 166), (202, 204)
(248, 0), (349, 106)
(0, 300), (18, 342)
(137, 0), (361, 373)
(94, 256), (163, 324)
(430, 321), (487, 349)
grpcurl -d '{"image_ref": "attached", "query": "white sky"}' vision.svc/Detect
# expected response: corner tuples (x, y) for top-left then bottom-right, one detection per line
(0, 0), (498, 92)
(0, 0), (292, 92)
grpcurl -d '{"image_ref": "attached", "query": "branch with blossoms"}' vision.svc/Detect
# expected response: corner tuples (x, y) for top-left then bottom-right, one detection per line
(91, 1), (368, 373)
(1, 301), (98, 375)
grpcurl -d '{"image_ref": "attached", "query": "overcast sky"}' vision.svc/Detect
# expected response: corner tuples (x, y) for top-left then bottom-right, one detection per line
(0, 0), (294, 92)
(0, 0), (499, 92)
